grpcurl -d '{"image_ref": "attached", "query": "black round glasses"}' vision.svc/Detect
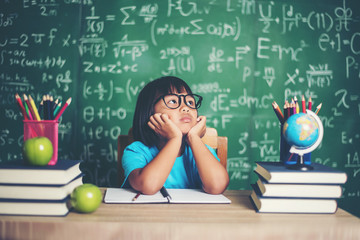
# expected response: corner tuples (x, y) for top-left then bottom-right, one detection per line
(155, 94), (203, 109)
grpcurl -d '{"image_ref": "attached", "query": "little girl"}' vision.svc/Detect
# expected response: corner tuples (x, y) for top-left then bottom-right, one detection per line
(121, 76), (229, 195)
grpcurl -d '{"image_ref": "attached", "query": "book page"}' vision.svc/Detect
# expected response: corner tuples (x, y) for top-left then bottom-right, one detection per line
(104, 188), (167, 203)
(167, 189), (231, 204)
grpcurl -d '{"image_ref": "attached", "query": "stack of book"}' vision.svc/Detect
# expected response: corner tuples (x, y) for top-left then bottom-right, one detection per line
(0, 159), (82, 216)
(250, 162), (347, 214)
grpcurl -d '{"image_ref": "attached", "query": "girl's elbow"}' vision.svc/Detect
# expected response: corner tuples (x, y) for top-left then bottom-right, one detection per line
(130, 177), (160, 195)
(140, 180), (163, 195)
(203, 176), (229, 195)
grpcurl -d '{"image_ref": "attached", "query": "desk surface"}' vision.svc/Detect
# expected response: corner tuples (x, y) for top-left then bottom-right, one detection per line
(1, 190), (359, 240)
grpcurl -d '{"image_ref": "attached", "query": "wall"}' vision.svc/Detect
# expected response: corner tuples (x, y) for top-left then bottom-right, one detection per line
(0, 0), (359, 217)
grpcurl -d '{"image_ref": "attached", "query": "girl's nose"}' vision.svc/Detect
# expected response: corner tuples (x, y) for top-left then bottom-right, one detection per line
(180, 104), (190, 112)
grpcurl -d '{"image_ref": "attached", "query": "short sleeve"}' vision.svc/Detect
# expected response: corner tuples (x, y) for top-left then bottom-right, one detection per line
(206, 144), (220, 162)
(121, 141), (158, 188)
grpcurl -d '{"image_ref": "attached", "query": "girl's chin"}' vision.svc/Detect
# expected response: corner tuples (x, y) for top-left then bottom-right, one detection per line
(180, 126), (192, 135)
(177, 121), (196, 134)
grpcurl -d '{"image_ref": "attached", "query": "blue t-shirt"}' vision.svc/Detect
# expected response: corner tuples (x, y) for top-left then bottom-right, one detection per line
(121, 141), (219, 189)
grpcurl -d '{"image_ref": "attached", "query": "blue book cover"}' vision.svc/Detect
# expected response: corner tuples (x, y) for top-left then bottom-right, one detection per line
(255, 162), (347, 184)
(0, 160), (82, 185)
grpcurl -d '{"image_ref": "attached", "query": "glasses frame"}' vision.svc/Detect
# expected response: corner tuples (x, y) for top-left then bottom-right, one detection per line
(155, 93), (203, 109)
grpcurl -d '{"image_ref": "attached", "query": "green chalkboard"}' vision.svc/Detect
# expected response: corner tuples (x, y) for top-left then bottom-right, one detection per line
(1, 0), (359, 217)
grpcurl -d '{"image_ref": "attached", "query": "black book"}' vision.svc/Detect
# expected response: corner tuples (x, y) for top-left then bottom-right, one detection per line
(255, 162), (347, 184)
(0, 160), (82, 185)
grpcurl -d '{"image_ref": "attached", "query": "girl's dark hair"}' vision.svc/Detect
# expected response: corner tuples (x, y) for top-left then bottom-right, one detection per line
(132, 76), (194, 146)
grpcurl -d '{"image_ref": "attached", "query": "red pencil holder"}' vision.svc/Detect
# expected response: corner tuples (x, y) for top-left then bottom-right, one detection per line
(23, 120), (59, 165)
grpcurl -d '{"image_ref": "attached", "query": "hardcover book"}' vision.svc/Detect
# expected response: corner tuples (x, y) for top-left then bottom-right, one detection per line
(0, 160), (82, 185)
(0, 197), (71, 216)
(255, 178), (343, 198)
(255, 162), (347, 184)
(250, 186), (338, 214)
(0, 174), (83, 200)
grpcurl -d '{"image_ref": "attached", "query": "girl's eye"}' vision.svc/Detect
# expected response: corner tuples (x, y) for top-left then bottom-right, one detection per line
(168, 99), (178, 104)
(186, 96), (196, 107)
(186, 100), (195, 107)
(166, 97), (179, 106)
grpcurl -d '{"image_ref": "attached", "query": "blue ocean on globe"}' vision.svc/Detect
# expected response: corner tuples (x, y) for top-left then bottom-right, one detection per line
(283, 113), (319, 148)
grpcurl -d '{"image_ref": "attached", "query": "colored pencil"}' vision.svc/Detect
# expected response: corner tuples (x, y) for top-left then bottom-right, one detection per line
(315, 103), (322, 115)
(29, 95), (41, 121)
(46, 95), (51, 120)
(272, 101), (284, 124)
(295, 101), (300, 114)
(54, 102), (62, 116)
(24, 103), (33, 120)
(308, 97), (312, 110)
(132, 193), (141, 201)
(286, 100), (290, 119)
(50, 95), (54, 120)
(291, 100), (296, 115)
(301, 95), (306, 113)
(15, 94), (29, 120)
(54, 97), (72, 121)
(53, 99), (59, 110)
(23, 94), (35, 120)
(294, 96), (299, 113)
(283, 101), (288, 121)
(43, 95), (48, 120)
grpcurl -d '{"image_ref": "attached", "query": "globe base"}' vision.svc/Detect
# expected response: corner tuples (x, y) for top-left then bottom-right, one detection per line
(286, 162), (314, 171)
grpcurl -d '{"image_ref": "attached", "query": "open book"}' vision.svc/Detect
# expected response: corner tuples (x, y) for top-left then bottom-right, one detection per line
(104, 188), (231, 204)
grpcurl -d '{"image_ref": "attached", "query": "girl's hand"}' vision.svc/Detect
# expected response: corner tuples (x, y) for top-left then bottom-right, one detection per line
(187, 116), (206, 140)
(148, 113), (183, 140)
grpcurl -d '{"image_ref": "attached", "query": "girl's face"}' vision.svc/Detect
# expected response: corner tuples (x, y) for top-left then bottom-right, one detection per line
(153, 90), (198, 135)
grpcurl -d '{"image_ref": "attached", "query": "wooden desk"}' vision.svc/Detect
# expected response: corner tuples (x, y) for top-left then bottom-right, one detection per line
(1, 190), (359, 240)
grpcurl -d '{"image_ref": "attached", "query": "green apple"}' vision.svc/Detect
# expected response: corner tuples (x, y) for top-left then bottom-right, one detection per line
(71, 184), (102, 213)
(23, 136), (53, 166)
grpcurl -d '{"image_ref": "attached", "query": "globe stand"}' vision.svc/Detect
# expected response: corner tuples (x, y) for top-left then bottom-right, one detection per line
(287, 154), (314, 171)
(286, 110), (324, 171)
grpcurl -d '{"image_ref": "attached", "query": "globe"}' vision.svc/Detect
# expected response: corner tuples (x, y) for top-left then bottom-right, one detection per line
(283, 113), (319, 149)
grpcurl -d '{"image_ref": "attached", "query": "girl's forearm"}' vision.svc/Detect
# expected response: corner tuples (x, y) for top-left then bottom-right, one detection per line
(129, 137), (182, 194)
(187, 134), (229, 194)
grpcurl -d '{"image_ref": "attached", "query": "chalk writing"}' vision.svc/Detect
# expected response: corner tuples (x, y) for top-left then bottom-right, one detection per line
(0, 0), (359, 217)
